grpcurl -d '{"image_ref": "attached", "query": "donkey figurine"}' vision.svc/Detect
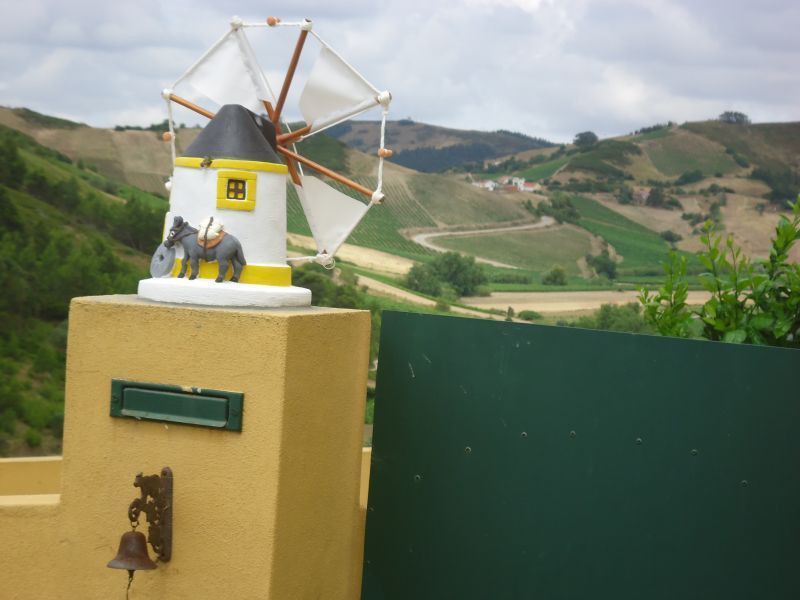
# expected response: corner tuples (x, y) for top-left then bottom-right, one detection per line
(164, 216), (246, 282)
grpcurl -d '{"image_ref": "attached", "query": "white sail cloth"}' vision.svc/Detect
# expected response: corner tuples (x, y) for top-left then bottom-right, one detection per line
(173, 28), (271, 114)
(165, 22), (391, 266)
(299, 47), (380, 134)
(294, 176), (370, 257)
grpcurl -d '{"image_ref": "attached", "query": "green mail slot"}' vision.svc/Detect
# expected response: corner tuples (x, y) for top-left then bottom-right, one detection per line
(110, 379), (243, 431)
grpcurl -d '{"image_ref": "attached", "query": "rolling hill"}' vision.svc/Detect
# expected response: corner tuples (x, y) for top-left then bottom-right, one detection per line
(453, 119), (800, 266)
(4, 105), (797, 277)
(0, 121), (166, 456)
(326, 119), (554, 172)
(2, 105), (798, 457)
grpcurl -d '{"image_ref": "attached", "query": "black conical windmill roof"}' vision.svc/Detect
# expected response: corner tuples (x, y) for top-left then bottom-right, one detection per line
(183, 104), (281, 164)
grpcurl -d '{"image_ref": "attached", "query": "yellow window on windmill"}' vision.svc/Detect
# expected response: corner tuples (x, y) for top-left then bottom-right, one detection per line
(216, 170), (257, 211)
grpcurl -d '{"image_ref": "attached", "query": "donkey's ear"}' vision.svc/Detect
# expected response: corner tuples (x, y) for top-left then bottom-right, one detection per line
(172, 216), (184, 228)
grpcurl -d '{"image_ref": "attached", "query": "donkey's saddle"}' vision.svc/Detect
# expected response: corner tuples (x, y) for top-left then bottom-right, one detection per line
(198, 217), (225, 249)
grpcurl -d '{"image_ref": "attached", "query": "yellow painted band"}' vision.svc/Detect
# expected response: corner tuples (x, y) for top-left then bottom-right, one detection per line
(171, 260), (292, 286)
(175, 156), (288, 174)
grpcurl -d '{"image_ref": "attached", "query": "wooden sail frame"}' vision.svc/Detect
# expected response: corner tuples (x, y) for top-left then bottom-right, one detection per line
(166, 17), (388, 204)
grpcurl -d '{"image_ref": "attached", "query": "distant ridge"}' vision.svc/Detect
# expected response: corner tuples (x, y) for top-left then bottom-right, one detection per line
(326, 119), (554, 173)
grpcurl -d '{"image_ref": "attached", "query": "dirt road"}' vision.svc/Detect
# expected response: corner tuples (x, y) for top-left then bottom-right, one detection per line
(464, 290), (711, 314)
(411, 217), (556, 268)
(357, 275), (500, 319)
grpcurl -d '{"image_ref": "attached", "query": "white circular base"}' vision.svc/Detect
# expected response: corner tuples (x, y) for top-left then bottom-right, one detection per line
(138, 277), (312, 308)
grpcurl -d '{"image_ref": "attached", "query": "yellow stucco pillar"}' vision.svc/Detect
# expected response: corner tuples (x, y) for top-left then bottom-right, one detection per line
(0, 295), (370, 599)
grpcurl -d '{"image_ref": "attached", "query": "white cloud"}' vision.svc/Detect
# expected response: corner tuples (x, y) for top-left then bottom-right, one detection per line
(0, 0), (797, 142)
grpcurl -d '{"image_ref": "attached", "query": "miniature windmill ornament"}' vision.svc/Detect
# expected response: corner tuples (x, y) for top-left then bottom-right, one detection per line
(137, 15), (393, 308)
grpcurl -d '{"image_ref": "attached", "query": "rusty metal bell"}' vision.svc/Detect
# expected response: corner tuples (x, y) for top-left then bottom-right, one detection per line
(107, 530), (157, 572)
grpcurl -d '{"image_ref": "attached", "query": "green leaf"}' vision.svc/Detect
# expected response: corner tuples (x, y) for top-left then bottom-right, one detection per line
(749, 314), (774, 330)
(774, 319), (792, 338)
(723, 329), (747, 344)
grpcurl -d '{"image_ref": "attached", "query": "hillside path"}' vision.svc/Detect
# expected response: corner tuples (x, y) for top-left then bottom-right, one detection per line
(411, 216), (557, 268)
(356, 275), (501, 319)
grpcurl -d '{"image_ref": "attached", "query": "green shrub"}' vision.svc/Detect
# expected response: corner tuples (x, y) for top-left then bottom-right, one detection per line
(751, 167), (799, 205)
(535, 193), (580, 224)
(0, 139), (27, 189)
(682, 212), (706, 226)
(574, 131), (598, 148)
(21, 397), (53, 430)
(586, 250), (617, 279)
(405, 263), (442, 297)
(542, 265), (567, 286)
(570, 303), (651, 333)
(617, 186), (634, 205)
(0, 408), (16, 435)
(640, 200), (800, 346)
(732, 153), (750, 168)
(519, 310), (543, 321)
(660, 230), (683, 244)
(24, 428), (42, 448)
(675, 170), (705, 185)
(405, 252), (487, 297)
(646, 187), (682, 210)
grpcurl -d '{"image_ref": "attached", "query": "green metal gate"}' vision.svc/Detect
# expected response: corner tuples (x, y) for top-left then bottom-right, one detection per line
(362, 311), (800, 599)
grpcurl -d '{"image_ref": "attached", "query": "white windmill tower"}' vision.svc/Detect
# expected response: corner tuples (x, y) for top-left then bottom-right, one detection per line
(137, 15), (393, 308)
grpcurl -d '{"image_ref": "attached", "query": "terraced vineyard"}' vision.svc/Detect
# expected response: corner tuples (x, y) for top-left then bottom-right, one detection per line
(569, 195), (692, 276)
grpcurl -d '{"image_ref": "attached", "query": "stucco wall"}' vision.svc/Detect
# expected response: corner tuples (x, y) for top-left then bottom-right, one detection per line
(0, 295), (370, 599)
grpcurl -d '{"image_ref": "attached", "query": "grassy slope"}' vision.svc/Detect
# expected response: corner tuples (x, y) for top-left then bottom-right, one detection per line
(0, 126), (165, 456)
(683, 120), (800, 171)
(0, 106), (197, 195)
(641, 128), (738, 176)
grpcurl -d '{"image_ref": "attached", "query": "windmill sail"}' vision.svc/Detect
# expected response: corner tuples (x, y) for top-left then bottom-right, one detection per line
(294, 176), (370, 257)
(164, 18), (391, 267)
(174, 28), (271, 113)
(299, 47), (380, 133)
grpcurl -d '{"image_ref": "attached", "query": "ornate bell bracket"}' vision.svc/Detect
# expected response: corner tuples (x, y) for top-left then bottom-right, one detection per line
(127, 467), (173, 562)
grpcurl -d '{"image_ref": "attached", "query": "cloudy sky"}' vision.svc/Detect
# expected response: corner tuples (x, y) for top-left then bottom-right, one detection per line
(1, 0), (798, 142)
